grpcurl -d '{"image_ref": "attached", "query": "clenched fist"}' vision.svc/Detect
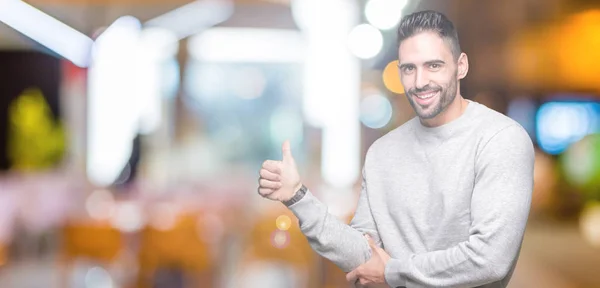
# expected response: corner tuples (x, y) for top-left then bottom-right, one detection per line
(258, 140), (302, 202)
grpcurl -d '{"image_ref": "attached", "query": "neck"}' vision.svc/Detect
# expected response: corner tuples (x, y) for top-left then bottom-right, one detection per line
(420, 94), (468, 127)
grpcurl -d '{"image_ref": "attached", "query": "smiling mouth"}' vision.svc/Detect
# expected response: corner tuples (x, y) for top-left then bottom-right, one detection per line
(413, 90), (439, 99)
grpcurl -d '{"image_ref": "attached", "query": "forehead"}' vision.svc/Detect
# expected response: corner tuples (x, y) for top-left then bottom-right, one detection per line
(398, 31), (454, 64)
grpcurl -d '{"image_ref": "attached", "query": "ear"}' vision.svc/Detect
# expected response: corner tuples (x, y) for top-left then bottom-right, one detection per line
(457, 52), (469, 80)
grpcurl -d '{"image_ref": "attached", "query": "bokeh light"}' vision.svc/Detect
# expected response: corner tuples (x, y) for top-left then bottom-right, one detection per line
(110, 201), (144, 233)
(555, 10), (600, 91)
(149, 202), (178, 231)
(85, 189), (115, 221)
(275, 215), (291, 231)
(382, 60), (404, 94)
(579, 201), (600, 248)
(561, 134), (600, 198)
(563, 136), (596, 186)
(536, 102), (600, 155)
(365, 0), (408, 30)
(347, 24), (383, 59)
(270, 230), (290, 249)
(84, 266), (114, 288)
(360, 93), (393, 129)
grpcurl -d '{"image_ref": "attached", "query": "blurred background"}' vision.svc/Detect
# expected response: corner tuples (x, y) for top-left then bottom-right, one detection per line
(0, 0), (599, 287)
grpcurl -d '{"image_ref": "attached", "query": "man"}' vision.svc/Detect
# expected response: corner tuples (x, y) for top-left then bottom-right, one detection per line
(258, 10), (534, 288)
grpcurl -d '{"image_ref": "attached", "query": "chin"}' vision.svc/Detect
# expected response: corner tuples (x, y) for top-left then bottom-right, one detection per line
(416, 110), (440, 120)
(413, 103), (442, 119)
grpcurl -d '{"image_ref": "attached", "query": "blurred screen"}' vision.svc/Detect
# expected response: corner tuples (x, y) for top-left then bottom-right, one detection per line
(184, 61), (306, 169)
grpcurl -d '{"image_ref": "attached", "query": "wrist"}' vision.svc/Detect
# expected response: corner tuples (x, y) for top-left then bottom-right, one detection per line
(293, 182), (302, 193)
(282, 184), (307, 206)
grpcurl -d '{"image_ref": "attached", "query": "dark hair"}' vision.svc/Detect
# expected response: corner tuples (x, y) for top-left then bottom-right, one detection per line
(397, 10), (461, 59)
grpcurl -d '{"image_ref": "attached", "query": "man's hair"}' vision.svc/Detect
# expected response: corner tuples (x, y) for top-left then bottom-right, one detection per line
(397, 10), (462, 60)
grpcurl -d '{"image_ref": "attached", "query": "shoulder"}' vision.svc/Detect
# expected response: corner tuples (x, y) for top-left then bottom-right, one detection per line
(472, 102), (524, 136)
(470, 102), (534, 160)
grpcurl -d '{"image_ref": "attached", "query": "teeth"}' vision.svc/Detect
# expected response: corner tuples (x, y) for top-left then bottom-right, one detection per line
(416, 92), (436, 99)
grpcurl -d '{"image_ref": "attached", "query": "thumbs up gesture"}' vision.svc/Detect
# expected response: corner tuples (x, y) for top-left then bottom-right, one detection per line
(258, 140), (302, 202)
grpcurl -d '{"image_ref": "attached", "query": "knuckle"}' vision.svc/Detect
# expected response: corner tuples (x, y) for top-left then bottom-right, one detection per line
(264, 160), (273, 168)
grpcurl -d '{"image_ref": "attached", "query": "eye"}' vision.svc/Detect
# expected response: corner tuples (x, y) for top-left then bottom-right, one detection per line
(401, 66), (415, 74)
(429, 63), (442, 70)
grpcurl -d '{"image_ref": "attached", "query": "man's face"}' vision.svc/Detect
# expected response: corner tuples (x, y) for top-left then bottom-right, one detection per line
(398, 31), (460, 120)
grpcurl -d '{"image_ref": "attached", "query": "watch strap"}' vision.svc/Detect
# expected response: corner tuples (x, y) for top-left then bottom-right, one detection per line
(282, 184), (307, 206)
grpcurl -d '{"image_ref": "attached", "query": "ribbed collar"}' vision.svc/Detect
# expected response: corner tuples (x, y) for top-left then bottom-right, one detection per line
(412, 100), (479, 148)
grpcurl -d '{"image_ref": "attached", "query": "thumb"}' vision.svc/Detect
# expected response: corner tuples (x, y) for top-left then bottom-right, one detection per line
(282, 140), (294, 161)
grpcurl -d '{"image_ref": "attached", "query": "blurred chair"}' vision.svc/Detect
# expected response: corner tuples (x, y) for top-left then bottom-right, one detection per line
(59, 220), (124, 287)
(136, 212), (217, 288)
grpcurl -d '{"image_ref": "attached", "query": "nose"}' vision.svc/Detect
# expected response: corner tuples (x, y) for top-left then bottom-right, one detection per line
(414, 68), (429, 90)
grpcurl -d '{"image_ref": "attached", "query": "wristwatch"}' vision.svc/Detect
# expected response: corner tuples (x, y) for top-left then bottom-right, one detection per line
(282, 184), (307, 206)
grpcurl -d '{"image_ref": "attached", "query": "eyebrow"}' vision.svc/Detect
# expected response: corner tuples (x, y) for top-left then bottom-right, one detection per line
(424, 60), (446, 66)
(398, 59), (446, 69)
(398, 63), (414, 70)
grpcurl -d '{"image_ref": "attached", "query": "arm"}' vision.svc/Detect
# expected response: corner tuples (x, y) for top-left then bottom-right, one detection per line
(286, 167), (380, 272)
(385, 125), (534, 288)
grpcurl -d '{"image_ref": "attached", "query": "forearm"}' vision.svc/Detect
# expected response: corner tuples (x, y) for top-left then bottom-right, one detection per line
(385, 233), (523, 287)
(287, 190), (371, 272)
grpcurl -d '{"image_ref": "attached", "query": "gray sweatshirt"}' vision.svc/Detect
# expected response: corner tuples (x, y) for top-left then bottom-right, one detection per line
(287, 100), (534, 288)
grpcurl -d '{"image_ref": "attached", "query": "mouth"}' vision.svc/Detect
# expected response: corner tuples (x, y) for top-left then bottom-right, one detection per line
(412, 90), (439, 105)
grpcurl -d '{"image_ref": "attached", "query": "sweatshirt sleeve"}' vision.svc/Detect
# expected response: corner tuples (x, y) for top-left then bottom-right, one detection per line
(384, 125), (535, 288)
(286, 167), (380, 272)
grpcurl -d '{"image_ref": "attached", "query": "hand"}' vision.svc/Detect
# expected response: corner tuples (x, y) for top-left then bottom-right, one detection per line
(258, 140), (302, 202)
(347, 235), (391, 287)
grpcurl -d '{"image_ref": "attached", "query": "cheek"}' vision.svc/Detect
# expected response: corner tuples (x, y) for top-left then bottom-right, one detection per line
(430, 72), (454, 88)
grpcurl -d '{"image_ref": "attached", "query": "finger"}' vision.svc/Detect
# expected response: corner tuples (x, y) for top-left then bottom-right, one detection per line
(346, 268), (359, 283)
(365, 234), (379, 249)
(262, 160), (282, 174)
(258, 187), (275, 196)
(260, 168), (281, 181)
(259, 179), (282, 189)
(359, 278), (370, 286)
